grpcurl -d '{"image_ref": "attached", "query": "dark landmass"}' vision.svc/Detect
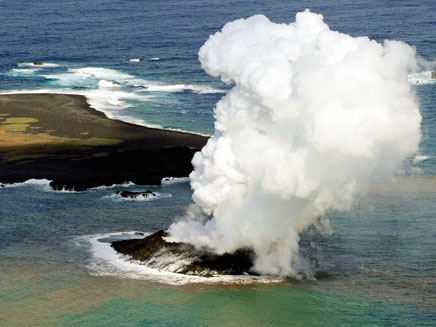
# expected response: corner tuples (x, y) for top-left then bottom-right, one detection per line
(111, 230), (255, 276)
(0, 94), (208, 191)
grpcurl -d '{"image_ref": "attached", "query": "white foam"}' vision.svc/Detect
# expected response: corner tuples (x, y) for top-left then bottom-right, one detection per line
(129, 58), (141, 62)
(0, 89), (207, 134)
(79, 88), (159, 126)
(56, 186), (84, 193)
(98, 80), (121, 88)
(2, 63), (219, 134)
(0, 179), (84, 193)
(141, 83), (226, 94)
(150, 57), (160, 61)
(40, 67), (225, 94)
(1, 178), (52, 190)
(0, 86), (159, 128)
(68, 67), (133, 81)
(0, 88), (150, 123)
(79, 232), (284, 285)
(413, 155), (431, 164)
(7, 68), (41, 76)
(18, 62), (61, 68)
(186, 84), (226, 94)
(408, 71), (436, 85)
(102, 192), (172, 202)
(161, 177), (190, 185)
(41, 73), (96, 87)
(90, 181), (136, 190)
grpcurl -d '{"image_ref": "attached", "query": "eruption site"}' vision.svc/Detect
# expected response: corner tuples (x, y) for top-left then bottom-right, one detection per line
(114, 10), (422, 278)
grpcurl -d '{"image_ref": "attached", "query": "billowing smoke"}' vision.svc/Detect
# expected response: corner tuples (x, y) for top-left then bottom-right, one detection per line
(166, 10), (422, 276)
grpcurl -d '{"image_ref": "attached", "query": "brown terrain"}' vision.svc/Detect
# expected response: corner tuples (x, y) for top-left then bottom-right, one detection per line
(0, 93), (208, 190)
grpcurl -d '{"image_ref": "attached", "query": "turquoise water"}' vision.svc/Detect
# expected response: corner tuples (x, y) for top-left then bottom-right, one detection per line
(1, 178), (435, 325)
(1, 0), (436, 326)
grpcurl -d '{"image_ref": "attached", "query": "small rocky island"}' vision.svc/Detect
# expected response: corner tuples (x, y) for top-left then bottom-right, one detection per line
(116, 190), (156, 199)
(111, 230), (255, 276)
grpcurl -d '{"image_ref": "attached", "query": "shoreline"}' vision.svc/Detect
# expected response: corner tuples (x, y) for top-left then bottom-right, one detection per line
(0, 90), (213, 138)
(0, 93), (208, 191)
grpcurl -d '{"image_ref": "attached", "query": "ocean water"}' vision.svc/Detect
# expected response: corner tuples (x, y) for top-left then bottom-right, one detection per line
(1, 0), (436, 326)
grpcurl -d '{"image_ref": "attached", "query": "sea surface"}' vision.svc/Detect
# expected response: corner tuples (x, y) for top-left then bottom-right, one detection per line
(1, 1), (436, 326)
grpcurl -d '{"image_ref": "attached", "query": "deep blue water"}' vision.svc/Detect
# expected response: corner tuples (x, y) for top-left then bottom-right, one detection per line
(1, 1), (436, 326)
(0, 0), (435, 134)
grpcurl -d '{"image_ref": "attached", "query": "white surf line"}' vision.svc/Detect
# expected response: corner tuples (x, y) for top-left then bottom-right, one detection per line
(0, 90), (212, 137)
(79, 232), (284, 285)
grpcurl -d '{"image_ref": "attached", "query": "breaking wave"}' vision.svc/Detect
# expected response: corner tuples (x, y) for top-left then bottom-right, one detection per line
(1, 63), (224, 133)
(102, 192), (172, 202)
(78, 232), (283, 285)
(408, 71), (436, 85)
(161, 177), (190, 185)
(0, 179), (79, 193)
(18, 62), (61, 68)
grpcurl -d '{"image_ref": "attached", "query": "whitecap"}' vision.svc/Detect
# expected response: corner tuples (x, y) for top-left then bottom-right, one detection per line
(0, 178), (52, 191)
(141, 83), (225, 94)
(184, 84), (226, 94)
(408, 71), (436, 85)
(102, 192), (172, 202)
(413, 155), (431, 164)
(18, 62), (61, 68)
(0, 89), (162, 130)
(129, 58), (141, 62)
(1, 62), (217, 135)
(41, 73), (96, 87)
(5, 68), (41, 77)
(90, 181), (136, 190)
(68, 67), (133, 81)
(98, 80), (121, 88)
(0, 179), (84, 193)
(161, 177), (190, 185)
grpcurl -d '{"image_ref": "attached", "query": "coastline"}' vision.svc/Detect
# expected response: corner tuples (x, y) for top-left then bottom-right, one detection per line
(0, 93), (208, 191)
(0, 90), (213, 137)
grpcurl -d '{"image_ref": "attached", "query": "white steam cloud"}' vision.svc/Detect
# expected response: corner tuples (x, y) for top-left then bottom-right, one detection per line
(166, 10), (422, 276)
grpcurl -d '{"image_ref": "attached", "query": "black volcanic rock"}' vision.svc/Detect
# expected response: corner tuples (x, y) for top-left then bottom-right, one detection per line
(116, 190), (156, 199)
(111, 230), (256, 276)
(0, 94), (208, 191)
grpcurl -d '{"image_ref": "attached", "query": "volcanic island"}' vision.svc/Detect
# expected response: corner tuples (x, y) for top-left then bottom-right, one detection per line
(0, 93), (259, 276)
(0, 93), (207, 191)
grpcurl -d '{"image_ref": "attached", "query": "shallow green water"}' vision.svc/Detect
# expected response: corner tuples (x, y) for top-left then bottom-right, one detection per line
(1, 178), (435, 326)
(1, 264), (434, 327)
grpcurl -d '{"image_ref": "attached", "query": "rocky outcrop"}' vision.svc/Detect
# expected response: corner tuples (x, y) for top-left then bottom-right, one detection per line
(116, 190), (156, 199)
(111, 230), (256, 276)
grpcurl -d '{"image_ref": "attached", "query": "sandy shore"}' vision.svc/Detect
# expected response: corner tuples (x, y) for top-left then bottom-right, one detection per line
(0, 93), (208, 190)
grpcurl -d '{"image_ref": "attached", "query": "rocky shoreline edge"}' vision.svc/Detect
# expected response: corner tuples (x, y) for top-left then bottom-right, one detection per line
(111, 230), (256, 277)
(0, 93), (208, 191)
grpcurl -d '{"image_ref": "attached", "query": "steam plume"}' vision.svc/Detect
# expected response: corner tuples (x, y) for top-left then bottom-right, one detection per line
(167, 10), (421, 276)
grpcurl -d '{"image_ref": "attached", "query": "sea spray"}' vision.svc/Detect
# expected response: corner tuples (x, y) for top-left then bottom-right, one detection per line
(166, 10), (422, 276)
